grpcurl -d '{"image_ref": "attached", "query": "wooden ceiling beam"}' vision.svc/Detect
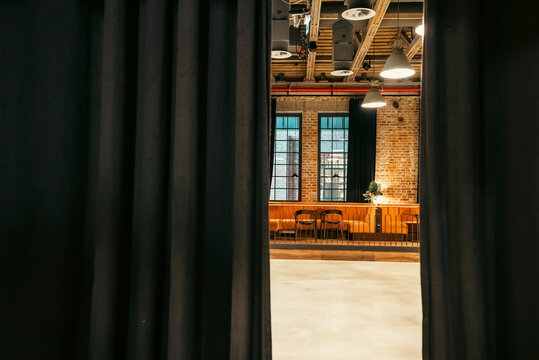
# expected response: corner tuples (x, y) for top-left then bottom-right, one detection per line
(305, 0), (322, 81)
(344, 0), (392, 82)
(405, 35), (423, 60)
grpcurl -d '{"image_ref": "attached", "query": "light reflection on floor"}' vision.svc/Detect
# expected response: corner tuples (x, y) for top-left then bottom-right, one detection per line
(271, 259), (422, 360)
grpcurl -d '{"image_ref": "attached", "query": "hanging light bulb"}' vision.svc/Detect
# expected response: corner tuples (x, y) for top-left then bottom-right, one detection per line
(380, 0), (415, 79)
(380, 47), (415, 79)
(362, 35), (386, 108)
(415, 23), (424, 36)
(362, 87), (386, 108)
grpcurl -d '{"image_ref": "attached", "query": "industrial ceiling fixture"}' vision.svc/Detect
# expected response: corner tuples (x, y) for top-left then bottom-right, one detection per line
(362, 86), (387, 108)
(271, 0), (292, 59)
(415, 23), (424, 36)
(342, 0), (376, 21)
(362, 36), (386, 108)
(331, 20), (356, 77)
(380, 0), (415, 79)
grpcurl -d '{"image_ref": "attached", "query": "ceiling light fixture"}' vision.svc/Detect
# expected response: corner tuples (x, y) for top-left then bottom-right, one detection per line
(331, 69), (354, 77)
(380, 0), (415, 79)
(342, 0), (376, 21)
(362, 36), (386, 108)
(362, 87), (387, 108)
(415, 23), (424, 36)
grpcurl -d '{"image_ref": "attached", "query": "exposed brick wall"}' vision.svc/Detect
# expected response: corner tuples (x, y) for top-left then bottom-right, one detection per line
(375, 96), (419, 204)
(275, 96), (419, 204)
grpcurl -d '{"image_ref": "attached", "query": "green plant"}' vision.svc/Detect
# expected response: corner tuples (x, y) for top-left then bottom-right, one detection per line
(363, 181), (383, 202)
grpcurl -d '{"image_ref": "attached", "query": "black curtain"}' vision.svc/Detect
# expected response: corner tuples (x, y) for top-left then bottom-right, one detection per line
(0, 1), (271, 359)
(347, 98), (377, 202)
(421, 0), (539, 358)
(270, 98), (277, 182)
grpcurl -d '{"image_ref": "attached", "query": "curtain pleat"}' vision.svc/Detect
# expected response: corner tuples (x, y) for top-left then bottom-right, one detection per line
(0, 1), (272, 359)
(347, 98), (377, 202)
(421, 0), (539, 358)
(269, 98), (277, 182)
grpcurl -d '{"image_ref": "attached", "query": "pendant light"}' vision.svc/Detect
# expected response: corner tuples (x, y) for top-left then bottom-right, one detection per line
(362, 35), (386, 108)
(415, 23), (424, 36)
(342, 0), (376, 21)
(380, 0), (415, 79)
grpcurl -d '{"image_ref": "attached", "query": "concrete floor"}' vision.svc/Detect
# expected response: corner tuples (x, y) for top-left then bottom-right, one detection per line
(271, 259), (422, 360)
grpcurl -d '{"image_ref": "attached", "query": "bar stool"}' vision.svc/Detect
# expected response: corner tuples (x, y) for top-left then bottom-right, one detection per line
(320, 209), (345, 240)
(294, 210), (318, 242)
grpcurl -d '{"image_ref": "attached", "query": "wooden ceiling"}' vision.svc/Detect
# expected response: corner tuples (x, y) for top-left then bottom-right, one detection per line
(271, 0), (423, 84)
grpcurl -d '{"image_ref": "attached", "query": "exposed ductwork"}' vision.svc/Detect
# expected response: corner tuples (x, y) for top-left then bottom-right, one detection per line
(331, 20), (356, 76)
(271, 0), (292, 59)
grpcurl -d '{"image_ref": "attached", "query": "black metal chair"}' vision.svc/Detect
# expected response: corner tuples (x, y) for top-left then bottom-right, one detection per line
(294, 210), (318, 242)
(320, 209), (345, 240)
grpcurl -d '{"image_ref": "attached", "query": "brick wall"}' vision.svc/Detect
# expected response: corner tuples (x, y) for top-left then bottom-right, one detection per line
(375, 96), (419, 204)
(275, 95), (419, 204)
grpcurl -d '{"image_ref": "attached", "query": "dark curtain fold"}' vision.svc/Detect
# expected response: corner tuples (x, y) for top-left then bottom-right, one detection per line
(421, 0), (539, 358)
(269, 98), (277, 182)
(0, 1), (272, 359)
(347, 98), (377, 202)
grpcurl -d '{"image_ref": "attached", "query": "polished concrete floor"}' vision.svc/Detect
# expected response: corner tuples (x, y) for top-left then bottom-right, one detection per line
(271, 259), (422, 360)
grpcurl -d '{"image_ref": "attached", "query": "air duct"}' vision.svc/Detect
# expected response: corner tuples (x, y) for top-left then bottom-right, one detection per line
(331, 20), (355, 77)
(272, 0), (292, 59)
(342, 0), (376, 21)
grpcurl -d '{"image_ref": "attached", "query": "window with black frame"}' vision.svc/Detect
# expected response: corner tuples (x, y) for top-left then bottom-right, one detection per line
(319, 114), (349, 202)
(270, 114), (301, 201)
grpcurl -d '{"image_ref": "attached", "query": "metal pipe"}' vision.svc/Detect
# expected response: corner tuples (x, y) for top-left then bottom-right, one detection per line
(271, 87), (420, 94)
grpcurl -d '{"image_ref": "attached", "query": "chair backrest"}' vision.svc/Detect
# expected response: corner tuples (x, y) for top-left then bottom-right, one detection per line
(294, 209), (317, 222)
(321, 209), (343, 223)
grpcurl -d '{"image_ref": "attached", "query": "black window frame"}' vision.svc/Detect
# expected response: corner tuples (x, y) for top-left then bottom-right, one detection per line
(318, 113), (350, 202)
(270, 113), (302, 202)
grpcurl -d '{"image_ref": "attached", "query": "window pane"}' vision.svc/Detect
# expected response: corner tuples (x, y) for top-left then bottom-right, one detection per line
(271, 114), (302, 201)
(288, 129), (300, 140)
(288, 140), (300, 152)
(320, 117), (328, 129)
(288, 189), (299, 201)
(333, 130), (345, 140)
(319, 114), (349, 201)
(320, 130), (332, 140)
(275, 141), (287, 152)
(275, 153), (287, 164)
(274, 177), (287, 188)
(288, 165), (299, 177)
(275, 189), (286, 200)
(289, 153), (299, 164)
(320, 141), (332, 152)
(275, 129), (287, 140)
(275, 165), (287, 176)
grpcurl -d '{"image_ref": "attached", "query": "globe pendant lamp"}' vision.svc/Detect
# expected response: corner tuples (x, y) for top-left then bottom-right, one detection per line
(380, 47), (415, 79)
(362, 87), (386, 108)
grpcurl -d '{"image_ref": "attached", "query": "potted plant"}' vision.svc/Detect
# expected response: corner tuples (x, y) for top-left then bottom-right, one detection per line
(363, 181), (383, 206)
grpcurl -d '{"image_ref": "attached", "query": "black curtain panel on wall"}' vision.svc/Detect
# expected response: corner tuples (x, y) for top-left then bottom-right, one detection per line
(270, 98), (277, 181)
(0, 1), (272, 359)
(421, 0), (539, 358)
(347, 98), (377, 203)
